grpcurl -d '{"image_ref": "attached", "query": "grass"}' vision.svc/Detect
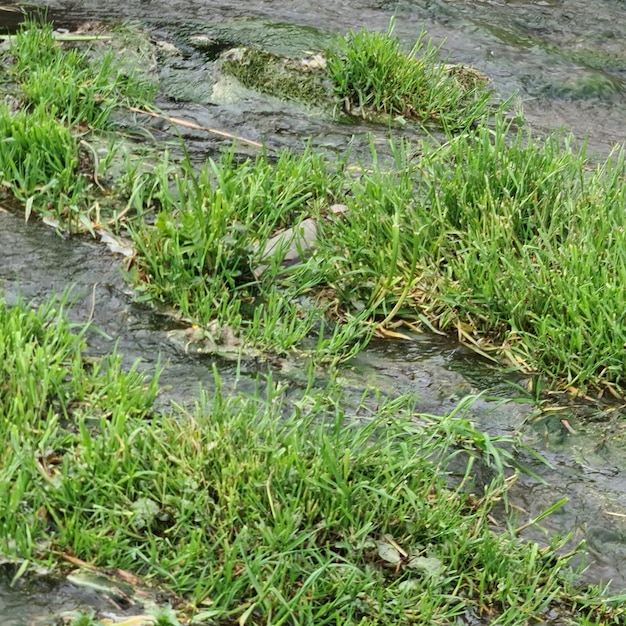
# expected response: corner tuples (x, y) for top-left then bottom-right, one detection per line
(315, 117), (626, 392)
(121, 116), (626, 391)
(325, 20), (495, 129)
(8, 21), (156, 128)
(3, 20), (626, 625)
(0, 294), (622, 625)
(126, 146), (374, 363)
(419, 121), (626, 390)
(3, 20), (624, 390)
(0, 20), (156, 230)
(125, 115), (626, 392)
(0, 103), (88, 223)
(221, 19), (496, 130)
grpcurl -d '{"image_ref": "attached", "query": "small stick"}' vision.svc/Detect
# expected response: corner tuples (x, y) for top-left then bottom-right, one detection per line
(560, 419), (577, 435)
(56, 552), (96, 569)
(126, 106), (267, 149)
(87, 282), (98, 324)
(383, 534), (408, 558)
(0, 34), (114, 42)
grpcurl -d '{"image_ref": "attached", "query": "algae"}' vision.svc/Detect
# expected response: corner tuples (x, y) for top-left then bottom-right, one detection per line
(221, 46), (332, 108)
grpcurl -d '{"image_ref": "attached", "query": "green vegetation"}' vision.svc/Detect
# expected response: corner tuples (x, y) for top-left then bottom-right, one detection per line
(221, 48), (331, 107)
(126, 146), (373, 362)
(3, 18), (626, 626)
(320, 119), (626, 392)
(0, 22), (156, 229)
(326, 22), (493, 128)
(126, 120), (626, 392)
(0, 103), (89, 223)
(2, 20), (626, 390)
(0, 296), (621, 625)
(220, 20), (495, 128)
(6, 22), (156, 127)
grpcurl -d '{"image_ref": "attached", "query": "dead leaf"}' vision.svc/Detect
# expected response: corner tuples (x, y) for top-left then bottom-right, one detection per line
(407, 556), (443, 578)
(376, 540), (402, 565)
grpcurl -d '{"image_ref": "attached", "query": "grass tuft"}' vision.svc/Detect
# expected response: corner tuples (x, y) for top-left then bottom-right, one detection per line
(315, 117), (626, 392)
(3, 19), (626, 626)
(9, 21), (156, 128)
(0, 20), (157, 230)
(0, 103), (89, 223)
(326, 20), (494, 129)
(126, 147), (371, 361)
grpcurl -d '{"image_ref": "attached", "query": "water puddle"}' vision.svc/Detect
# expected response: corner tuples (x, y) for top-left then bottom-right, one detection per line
(2, 0), (626, 620)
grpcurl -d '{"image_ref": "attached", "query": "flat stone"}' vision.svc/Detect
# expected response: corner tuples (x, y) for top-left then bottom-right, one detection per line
(253, 217), (317, 278)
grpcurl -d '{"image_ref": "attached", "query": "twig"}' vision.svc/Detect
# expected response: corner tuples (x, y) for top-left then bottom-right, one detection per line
(108, 203), (133, 226)
(87, 282), (98, 324)
(0, 34), (113, 42)
(126, 106), (267, 149)
(560, 419), (577, 435)
(56, 551), (97, 569)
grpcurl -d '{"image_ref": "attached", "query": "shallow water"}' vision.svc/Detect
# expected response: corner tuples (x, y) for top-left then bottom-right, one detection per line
(2, 0), (626, 621)
(6, 0), (622, 156)
(0, 562), (148, 626)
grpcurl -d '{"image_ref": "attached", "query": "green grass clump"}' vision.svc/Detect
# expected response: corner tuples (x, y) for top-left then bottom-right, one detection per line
(0, 295), (158, 550)
(4, 22), (626, 394)
(326, 21), (494, 129)
(420, 123), (626, 390)
(0, 295), (620, 625)
(0, 295), (157, 429)
(0, 103), (89, 222)
(127, 147), (371, 360)
(127, 117), (626, 391)
(0, 21), (157, 229)
(7, 21), (156, 128)
(219, 21), (495, 129)
(320, 117), (626, 392)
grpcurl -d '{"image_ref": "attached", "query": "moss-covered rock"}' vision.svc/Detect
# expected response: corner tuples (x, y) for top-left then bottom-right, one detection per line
(221, 43), (488, 128)
(221, 46), (332, 108)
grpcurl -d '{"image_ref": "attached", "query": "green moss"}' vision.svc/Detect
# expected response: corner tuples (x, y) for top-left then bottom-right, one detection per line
(222, 47), (331, 107)
(563, 46), (626, 73)
(541, 70), (622, 100)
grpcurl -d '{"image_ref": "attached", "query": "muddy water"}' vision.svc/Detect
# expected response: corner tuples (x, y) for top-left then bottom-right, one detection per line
(2, 0), (626, 621)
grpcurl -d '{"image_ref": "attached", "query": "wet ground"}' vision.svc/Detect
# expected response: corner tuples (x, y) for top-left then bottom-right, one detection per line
(0, 562), (152, 626)
(2, 0), (626, 622)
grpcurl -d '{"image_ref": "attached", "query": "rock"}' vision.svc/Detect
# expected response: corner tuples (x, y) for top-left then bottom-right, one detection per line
(253, 217), (318, 278)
